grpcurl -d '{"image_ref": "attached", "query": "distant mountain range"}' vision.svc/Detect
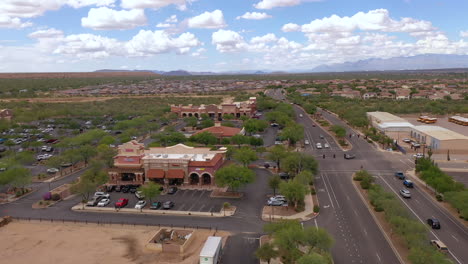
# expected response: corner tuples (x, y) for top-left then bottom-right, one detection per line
(311, 54), (468, 72)
(95, 54), (468, 75)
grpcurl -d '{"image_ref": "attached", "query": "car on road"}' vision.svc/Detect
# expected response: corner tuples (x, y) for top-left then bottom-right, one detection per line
(135, 191), (145, 200)
(97, 198), (110, 207)
(304, 139), (310, 145)
(114, 185), (121, 192)
(87, 196), (103, 207)
(403, 180), (414, 188)
(270, 123), (279, 127)
(150, 201), (162, 210)
(324, 143), (330, 148)
(267, 199), (288, 206)
(135, 200), (147, 209)
(162, 201), (175, 210)
(316, 143), (323, 149)
(427, 218), (441, 229)
(299, 114), (303, 117)
(93, 192), (110, 199)
(46, 168), (59, 174)
(430, 240), (448, 253)
(344, 154), (355, 159)
(399, 189), (411, 198)
(115, 198), (129, 208)
(167, 187), (178, 195)
(395, 171), (405, 180)
(319, 134), (324, 139)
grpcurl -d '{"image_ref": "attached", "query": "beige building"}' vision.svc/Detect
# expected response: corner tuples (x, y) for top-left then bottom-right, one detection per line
(410, 126), (468, 153)
(366, 112), (414, 132)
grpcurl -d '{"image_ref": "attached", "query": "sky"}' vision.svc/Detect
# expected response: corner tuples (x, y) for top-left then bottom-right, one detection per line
(1, 0), (468, 72)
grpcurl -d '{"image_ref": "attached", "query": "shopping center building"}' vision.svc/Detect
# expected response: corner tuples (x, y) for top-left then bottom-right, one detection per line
(108, 141), (226, 187)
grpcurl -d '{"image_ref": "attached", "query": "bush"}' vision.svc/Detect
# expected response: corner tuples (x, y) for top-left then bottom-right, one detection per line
(51, 193), (61, 201)
(310, 188), (316, 195)
(360, 181), (372, 189)
(15, 191), (23, 197)
(43, 192), (52, 201)
(374, 206), (384, 212)
(353, 175), (363, 181)
(338, 139), (348, 146)
(436, 194), (444, 201)
(296, 199), (305, 212)
(313, 205), (320, 213)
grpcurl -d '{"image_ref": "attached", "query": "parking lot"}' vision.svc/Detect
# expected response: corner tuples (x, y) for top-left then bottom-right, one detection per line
(91, 189), (223, 213)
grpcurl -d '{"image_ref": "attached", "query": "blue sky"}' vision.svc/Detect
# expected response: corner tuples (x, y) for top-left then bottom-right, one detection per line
(1, 0), (468, 72)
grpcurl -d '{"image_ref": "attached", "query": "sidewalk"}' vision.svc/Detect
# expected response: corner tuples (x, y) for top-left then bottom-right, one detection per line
(261, 194), (316, 221)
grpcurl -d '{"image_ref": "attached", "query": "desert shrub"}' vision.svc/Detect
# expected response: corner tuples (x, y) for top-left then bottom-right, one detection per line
(313, 205), (320, 213)
(51, 193), (61, 201)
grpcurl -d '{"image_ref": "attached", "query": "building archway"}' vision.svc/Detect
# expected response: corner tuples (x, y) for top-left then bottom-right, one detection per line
(202, 173), (212, 185)
(236, 113), (241, 118)
(188, 113), (193, 117)
(182, 113), (187, 117)
(190, 173), (200, 185)
(194, 113), (199, 118)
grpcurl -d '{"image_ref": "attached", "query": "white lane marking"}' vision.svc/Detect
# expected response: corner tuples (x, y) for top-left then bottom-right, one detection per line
(323, 172), (341, 208)
(451, 235), (459, 242)
(379, 175), (463, 264)
(320, 173), (335, 209)
(376, 253), (381, 262)
(353, 209), (358, 216)
(314, 219), (318, 229)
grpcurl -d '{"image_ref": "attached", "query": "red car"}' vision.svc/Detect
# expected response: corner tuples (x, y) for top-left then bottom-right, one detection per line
(115, 198), (129, 208)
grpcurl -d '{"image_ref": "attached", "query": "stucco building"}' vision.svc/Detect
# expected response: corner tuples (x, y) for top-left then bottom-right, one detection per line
(171, 97), (257, 119)
(108, 141), (226, 187)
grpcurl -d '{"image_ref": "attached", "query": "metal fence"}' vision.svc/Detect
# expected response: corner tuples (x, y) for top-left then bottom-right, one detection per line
(11, 216), (218, 231)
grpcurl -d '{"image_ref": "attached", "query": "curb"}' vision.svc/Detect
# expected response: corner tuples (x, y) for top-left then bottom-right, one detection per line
(71, 204), (237, 218)
(0, 188), (37, 205)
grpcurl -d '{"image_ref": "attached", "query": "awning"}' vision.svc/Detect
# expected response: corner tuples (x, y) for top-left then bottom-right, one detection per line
(167, 169), (185, 179)
(147, 169), (165, 179)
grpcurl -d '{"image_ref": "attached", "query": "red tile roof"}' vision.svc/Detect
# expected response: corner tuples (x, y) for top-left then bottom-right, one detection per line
(194, 126), (241, 138)
(189, 153), (223, 167)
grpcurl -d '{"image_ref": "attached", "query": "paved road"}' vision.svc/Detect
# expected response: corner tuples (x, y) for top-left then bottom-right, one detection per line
(316, 107), (468, 264)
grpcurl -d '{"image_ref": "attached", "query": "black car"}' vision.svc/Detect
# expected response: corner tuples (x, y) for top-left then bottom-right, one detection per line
(279, 172), (290, 180)
(344, 154), (355, 159)
(162, 201), (175, 210)
(121, 185), (130, 193)
(427, 218), (441, 229)
(115, 185), (121, 192)
(167, 187), (178, 195)
(129, 186), (137, 193)
(106, 185), (115, 192)
(150, 202), (162, 210)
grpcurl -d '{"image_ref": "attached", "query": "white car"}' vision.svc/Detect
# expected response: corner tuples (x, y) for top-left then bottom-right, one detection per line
(304, 140), (310, 145)
(299, 114), (303, 117)
(93, 192), (110, 199)
(41, 145), (48, 151)
(413, 153), (424, 159)
(135, 191), (145, 200)
(46, 168), (59, 173)
(324, 143), (330, 148)
(269, 195), (287, 202)
(97, 198), (110, 207)
(316, 143), (323, 149)
(135, 200), (147, 209)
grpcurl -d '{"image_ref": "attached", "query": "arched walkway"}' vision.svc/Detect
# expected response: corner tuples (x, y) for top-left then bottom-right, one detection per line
(202, 173), (212, 185)
(190, 173), (200, 185)
(182, 113), (187, 117)
(188, 113), (193, 117)
(194, 113), (199, 118)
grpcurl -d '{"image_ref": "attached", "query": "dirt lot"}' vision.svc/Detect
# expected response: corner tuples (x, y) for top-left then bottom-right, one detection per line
(0, 72), (158, 79)
(0, 220), (229, 264)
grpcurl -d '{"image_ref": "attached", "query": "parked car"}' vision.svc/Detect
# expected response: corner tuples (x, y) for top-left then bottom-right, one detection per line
(430, 240), (448, 253)
(87, 196), (103, 207)
(304, 139), (310, 145)
(135, 191), (145, 200)
(97, 198), (110, 207)
(162, 201), (175, 210)
(106, 185), (115, 192)
(115, 185), (121, 192)
(399, 189), (411, 198)
(135, 200), (147, 209)
(402, 138), (412, 143)
(269, 195), (287, 202)
(121, 185), (130, 193)
(115, 198), (129, 208)
(150, 202), (162, 210)
(403, 180), (414, 188)
(60, 163), (72, 167)
(279, 172), (290, 180)
(93, 192), (110, 199)
(270, 123), (279, 127)
(395, 171), (405, 180)
(267, 199), (288, 206)
(427, 218), (441, 229)
(316, 143), (323, 149)
(46, 168), (59, 174)
(344, 154), (355, 159)
(129, 186), (137, 193)
(413, 153), (424, 159)
(167, 187), (178, 195)
(299, 114), (303, 117)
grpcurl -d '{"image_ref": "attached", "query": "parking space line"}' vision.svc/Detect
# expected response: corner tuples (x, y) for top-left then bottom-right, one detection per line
(178, 203), (186, 211)
(208, 205), (214, 212)
(180, 190), (188, 197)
(187, 203), (197, 211)
(198, 204), (206, 212)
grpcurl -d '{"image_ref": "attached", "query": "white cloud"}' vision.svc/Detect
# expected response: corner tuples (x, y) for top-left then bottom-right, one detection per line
(212, 29), (247, 52)
(156, 23), (172, 28)
(53, 34), (123, 59)
(120, 0), (191, 10)
(188, 10), (226, 29)
(460, 31), (468, 38)
(254, 0), (301, 10)
(28, 28), (64, 39)
(236, 12), (272, 20)
(0, 16), (32, 28)
(166, 15), (178, 23)
(126, 30), (202, 56)
(191, 47), (206, 57)
(281, 23), (300, 32)
(156, 15), (178, 28)
(251, 33), (277, 44)
(81, 7), (147, 30)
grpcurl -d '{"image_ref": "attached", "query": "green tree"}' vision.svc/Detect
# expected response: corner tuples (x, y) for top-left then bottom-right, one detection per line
(255, 243), (278, 264)
(244, 119), (268, 134)
(230, 134), (248, 148)
(233, 147), (258, 167)
(138, 181), (162, 204)
(249, 137), (264, 148)
(4, 139), (15, 150)
(200, 118), (214, 128)
(269, 175), (281, 196)
(77, 145), (97, 165)
(96, 144), (118, 168)
(267, 145), (287, 170)
(223, 202), (231, 216)
(280, 123), (304, 145)
(215, 164), (255, 192)
(99, 135), (116, 145)
(282, 152), (318, 176)
(46, 156), (65, 177)
(9, 167), (31, 195)
(302, 227), (334, 254)
(190, 131), (218, 146)
(184, 116), (198, 127)
(297, 253), (328, 264)
(71, 162), (107, 203)
(330, 125), (346, 138)
(279, 180), (309, 209)
(295, 170), (314, 186)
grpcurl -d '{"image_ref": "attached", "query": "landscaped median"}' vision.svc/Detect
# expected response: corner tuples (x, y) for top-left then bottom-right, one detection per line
(71, 203), (236, 217)
(352, 170), (452, 264)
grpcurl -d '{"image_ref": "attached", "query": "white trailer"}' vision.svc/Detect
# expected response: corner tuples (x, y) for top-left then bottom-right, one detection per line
(199, 236), (222, 264)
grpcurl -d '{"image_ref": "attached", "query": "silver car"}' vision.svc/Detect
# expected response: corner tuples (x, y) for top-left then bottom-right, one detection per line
(400, 189), (411, 198)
